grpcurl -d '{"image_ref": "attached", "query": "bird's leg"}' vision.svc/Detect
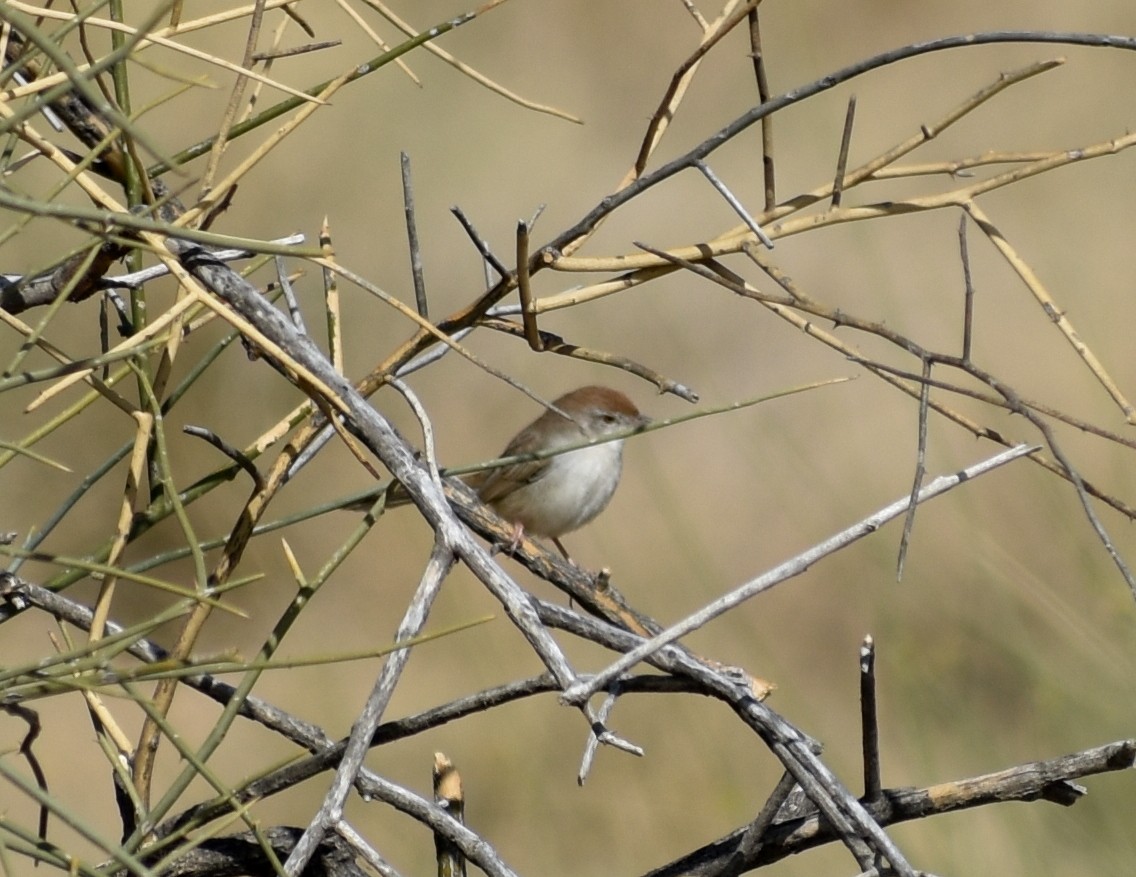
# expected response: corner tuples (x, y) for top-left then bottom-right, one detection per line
(491, 521), (525, 556)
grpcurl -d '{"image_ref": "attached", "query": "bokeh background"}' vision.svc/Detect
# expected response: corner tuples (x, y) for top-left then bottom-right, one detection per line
(3, 1), (1136, 875)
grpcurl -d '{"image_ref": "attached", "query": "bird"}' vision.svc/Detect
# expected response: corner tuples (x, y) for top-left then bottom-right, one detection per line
(471, 385), (650, 556)
(348, 386), (649, 556)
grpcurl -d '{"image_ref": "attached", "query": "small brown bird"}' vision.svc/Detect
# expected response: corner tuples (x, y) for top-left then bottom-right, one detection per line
(472, 385), (650, 555)
(350, 386), (649, 555)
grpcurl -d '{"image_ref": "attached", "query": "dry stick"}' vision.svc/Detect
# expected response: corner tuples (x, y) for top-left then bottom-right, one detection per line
(88, 415), (152, 642)
(316, 393), (383, 483)
(858, 355), (1136, 517)
(554, 0), (756, 261)
(648, 740), (1135, 876)
(562, 443), (1036, 705)
(985, 377), (1136, 597)
(769, 130), (1136, 240)
(279, 3), (315, 37)
(680, 0), (710, 30)
(859, 636), (881, 802)
(744, 262), (1136, 588)
(401, 152), (428, 319)
(390, 377), (443, 490)
(958, 214), (975, 362)
(250, 39), (341, 62)
(238, 14), (295, 126)
(832, 94), (857, 209)
(95, 234), (307, 289)
(2, 703), (49, 854)
(6, 558), (846, 876)
(320, 220), (343, 374)
(286, 539), (457, 876)
(876, 150), (1053, 179)
(695, 159), (773, 247)
(275, 254), (307, 333)
(530, 264), (677, 313)
(159, 677), (710, 841)
(547, 57), (1063, 279)
(450, 206), (508, 280)
(533, 603), (910, 876)
(182, 425), (262, 489)
(199, 0), (266, 193)
(546, 37), (1113, 271)
(480, 317), (699, 402)
(319, 258), (577, 416)
(382, 33), (1058, 386)
(747, 5), (775, 212)
(334, 0), (421, 87)
(6, 2), (321, 110)
(673, 243), (1136, 524)
(577, 685), (620, 785)
(896, 356), (931, 581)
(2, 574), (527, 877)
(515, 219), (543, 351)
(628, 0), (756, 183)
(336, 821), (402, 877)
(361, 0), (580, 123)
(433, 753), (467, 877)
(713, 772), (799, 877)
(963, 200), (1135, 422)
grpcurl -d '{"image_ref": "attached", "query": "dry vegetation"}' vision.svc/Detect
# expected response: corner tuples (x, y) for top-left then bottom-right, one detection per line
(1, 2), (1136, 876)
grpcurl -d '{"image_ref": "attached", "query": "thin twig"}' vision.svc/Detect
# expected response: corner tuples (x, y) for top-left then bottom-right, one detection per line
(285, 540), (457, 875)
(713, 771), (798, 877)
(515, 219), (543, 350)
(963, 199), (1135, 422)
(648, 740), (1134, 876)
(544, 59), (1065, 279)
(957, 214), (975, 362)
(896, 356), (931, 580)
(577, 685), (620, 785)
(480, 317), (699, 402)
(359, 0), (580, 122)
(695, 159), (773, 247)
(250, 39), (341, 61)
(450, 205), (508, 280)
(832, 94), (857, 208)
(747, 6), (775, 211)
(183, 425), (262, 489)
(274, 254), (306, 334)
(650, 241), (1136, 521)
(320, 219), (343, 373)
(433, 753), (467, 877)
(562, 443), (1038, 704)
(860, 636), (881, 801)
(337, 821), (402, 877)
(401, 151), (428, 319)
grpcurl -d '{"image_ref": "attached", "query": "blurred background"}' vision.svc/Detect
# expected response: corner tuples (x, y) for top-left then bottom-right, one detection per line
(2, 1), (1136, 874)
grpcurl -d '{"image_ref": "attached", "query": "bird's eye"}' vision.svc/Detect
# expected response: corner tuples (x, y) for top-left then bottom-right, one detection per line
(599, 413), (618, 425)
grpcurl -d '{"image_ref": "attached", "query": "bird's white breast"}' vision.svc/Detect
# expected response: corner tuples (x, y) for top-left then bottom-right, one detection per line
(501, 440), (624, 537)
